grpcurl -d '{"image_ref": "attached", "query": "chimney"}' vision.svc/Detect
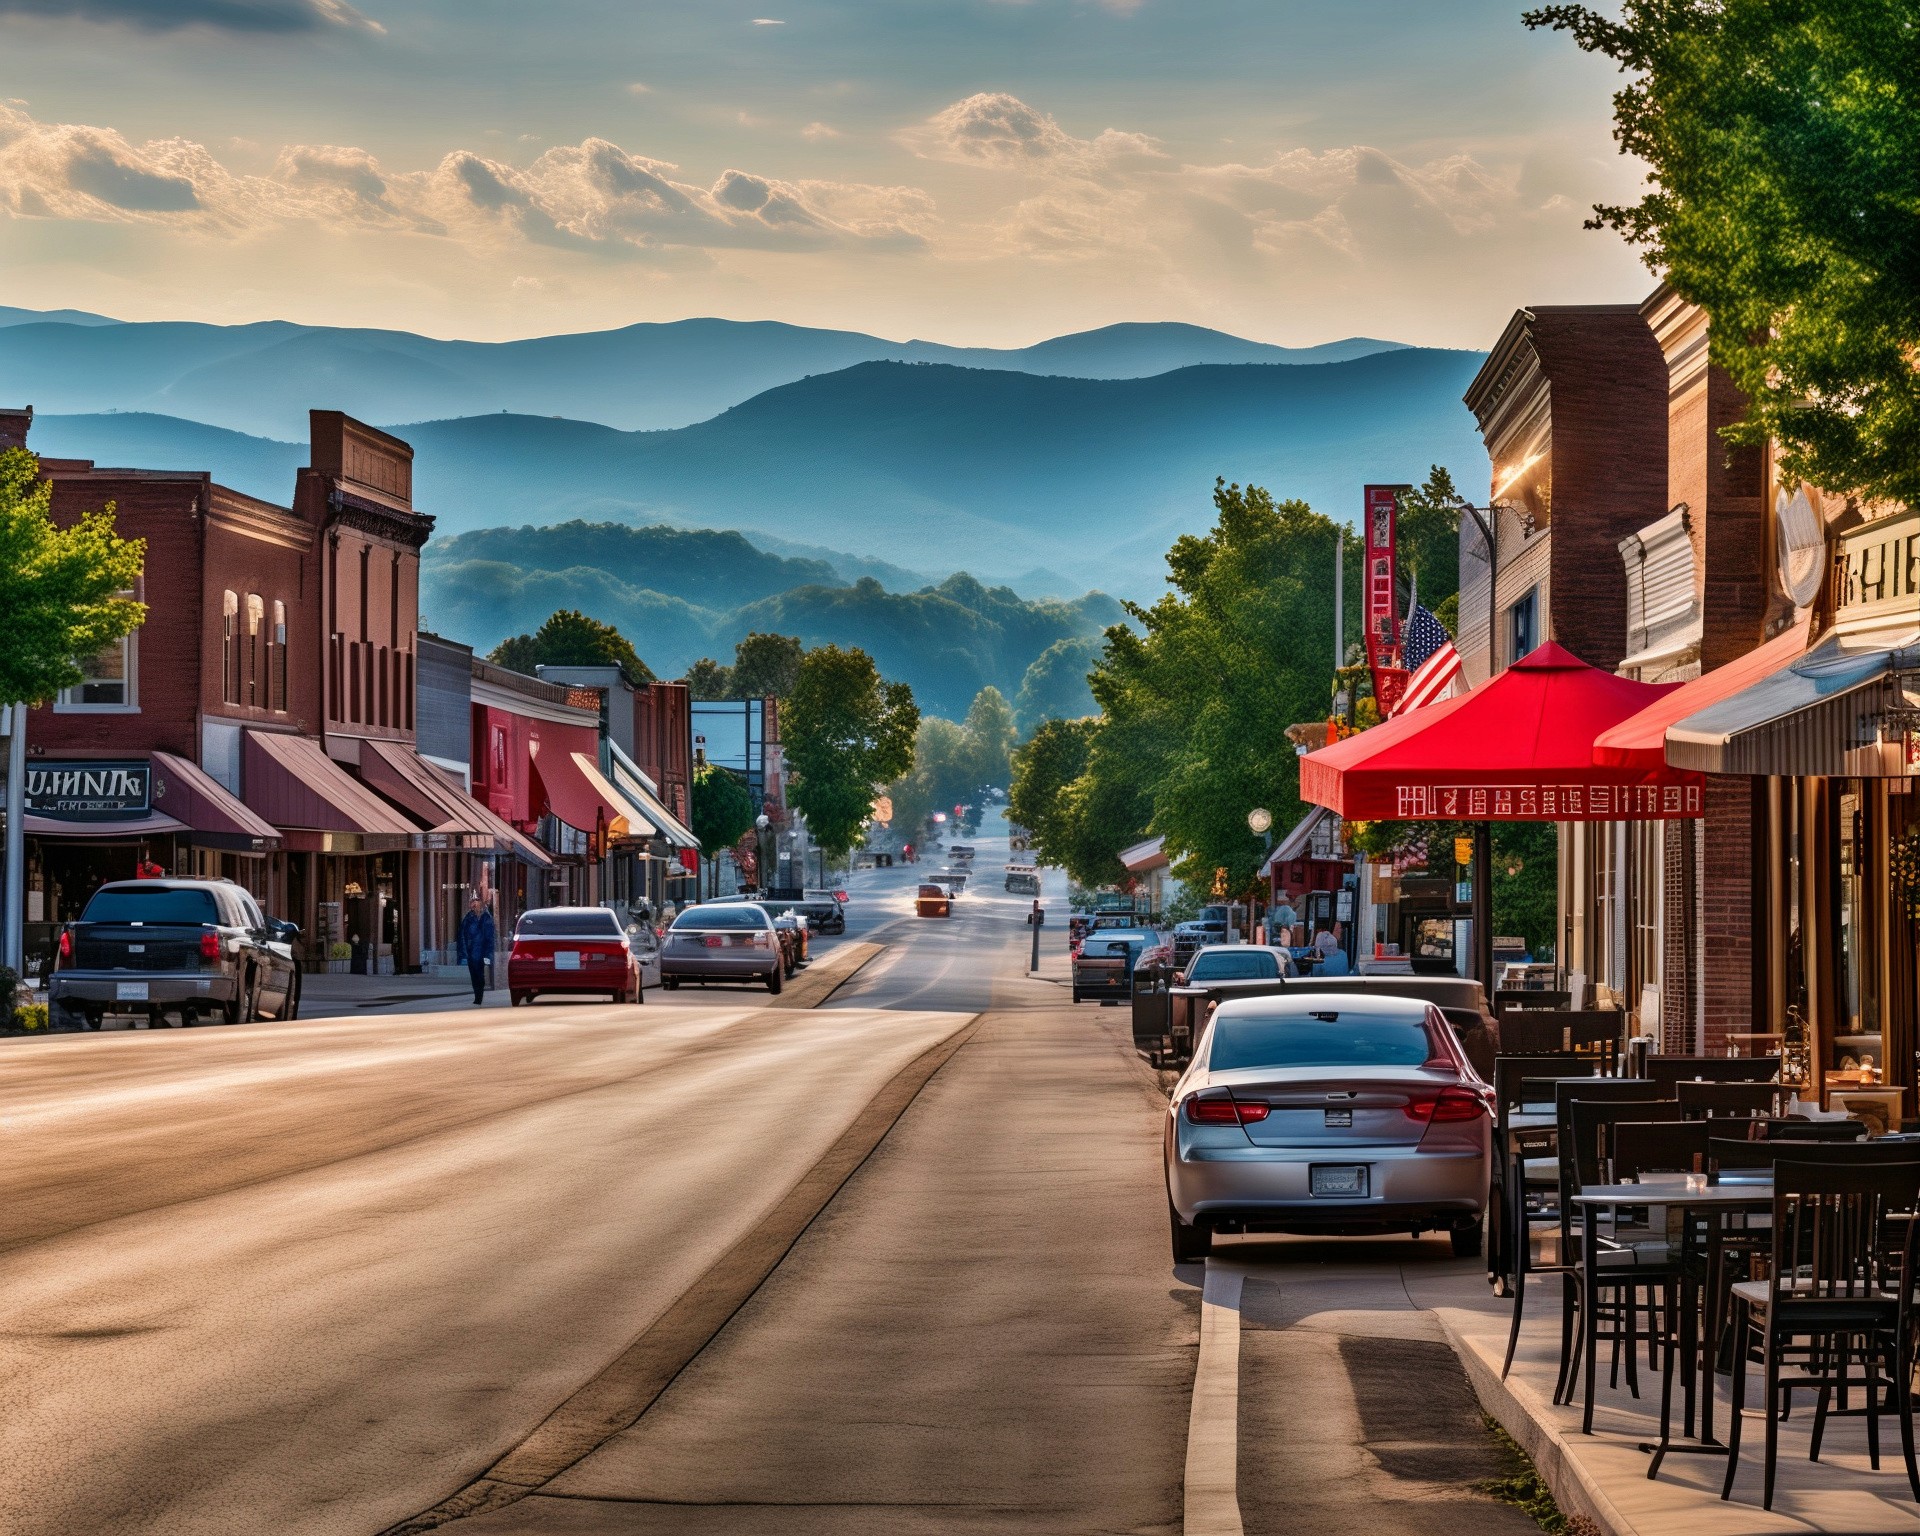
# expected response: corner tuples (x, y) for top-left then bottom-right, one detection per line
(0, 405), (31, 452)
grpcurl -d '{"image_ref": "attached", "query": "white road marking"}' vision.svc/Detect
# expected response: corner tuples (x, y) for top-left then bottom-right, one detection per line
(1185, 1259), (1246, 1536)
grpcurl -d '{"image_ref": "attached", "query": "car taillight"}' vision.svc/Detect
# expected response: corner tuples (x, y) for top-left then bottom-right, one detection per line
(58, 929), (72, 962)
(1403, 1087), (1487, 1123)
(200, 930), (222, 960)
(510, 944), (530, 963)
(1184, 1096), (1270, 1126)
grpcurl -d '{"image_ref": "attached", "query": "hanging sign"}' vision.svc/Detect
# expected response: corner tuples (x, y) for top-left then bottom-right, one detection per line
(1362, 484), (1408, 709)
(22, 760), (152, 819)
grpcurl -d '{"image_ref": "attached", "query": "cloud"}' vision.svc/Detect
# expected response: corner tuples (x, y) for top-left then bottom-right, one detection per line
(905, 92), (1161, 174)
(750, 16), (783, 24)
(0, 102), (932, 257)
(800, 122), (840, 142)
(626, 82), (651, 95)
(0, 0), (382, 33)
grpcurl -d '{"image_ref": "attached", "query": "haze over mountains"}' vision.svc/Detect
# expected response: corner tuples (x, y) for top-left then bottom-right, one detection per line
(0, 309), (1409, 438)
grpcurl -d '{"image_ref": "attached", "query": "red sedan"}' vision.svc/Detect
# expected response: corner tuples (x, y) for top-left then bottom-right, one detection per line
(508, 907), (643, 1006)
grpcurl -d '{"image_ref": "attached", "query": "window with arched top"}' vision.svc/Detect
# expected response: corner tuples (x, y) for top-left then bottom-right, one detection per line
(222, 591), (240, 705)
(271, 600), (288, 712)
(245, 594), (264, 706)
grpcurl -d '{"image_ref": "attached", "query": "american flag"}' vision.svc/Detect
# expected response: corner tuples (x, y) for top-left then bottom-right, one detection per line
(1390, 604), (1463, 716)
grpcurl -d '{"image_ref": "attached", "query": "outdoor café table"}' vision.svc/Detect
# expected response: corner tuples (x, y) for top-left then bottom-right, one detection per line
(1571, 1179), (1774, 1467)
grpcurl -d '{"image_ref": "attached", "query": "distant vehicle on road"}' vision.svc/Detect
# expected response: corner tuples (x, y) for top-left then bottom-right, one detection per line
(509, 907), (644, 1006)
(48, 878), (301, 1030)
(916, 883), (952, 918)
(935, 869), (967, 894)
(1172, 904), (1232, 962)
(1180, 944), (1297, 984)
(661, 903), (785, 994)
(948, 845), (975, 866)
(802, 888), (849, 934)
(1004, 864), (1041, 896)
(1164, 993), (1491, 1263)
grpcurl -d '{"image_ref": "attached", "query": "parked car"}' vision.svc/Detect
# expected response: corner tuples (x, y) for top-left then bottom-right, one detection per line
(48, 878), (301, 1030)
(771, 913), (808, 975)
(916, 883), (952, 918)
(661, 902), (785, 993)
(1072, 927), (1159, 1004)
(1164, 993), (1492, 1263)
(509, 907), (643, 1006)
(1172, 904), (1232, 963)
(801, 888), (849, 935)
(1180, 944), (1298, 984)
(607, 901), (663, 990)
(948, 844), (976, 866)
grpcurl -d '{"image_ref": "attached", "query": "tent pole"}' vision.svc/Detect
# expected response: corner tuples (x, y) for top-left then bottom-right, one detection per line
(1472, 821), (1494, 993)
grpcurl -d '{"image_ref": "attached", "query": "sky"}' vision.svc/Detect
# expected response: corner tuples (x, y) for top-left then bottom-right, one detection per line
(0, 0), (1654, 347)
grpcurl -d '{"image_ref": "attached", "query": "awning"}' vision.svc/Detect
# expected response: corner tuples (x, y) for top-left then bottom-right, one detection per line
(1594, 621), (1811, 772)
(606, 743), (698, 850)
(531, 739), (656, 840)
(150, 750), (282, 850)
(1258, 806), (1343, 878)
(1119, 834), (1167, 873)
(23, 811), (188, 839)
(244, 731), (419, 837)
(1300, 642), (1705, 821)
(358, 739), (552, 867)
(1663, 626), (1920, 777)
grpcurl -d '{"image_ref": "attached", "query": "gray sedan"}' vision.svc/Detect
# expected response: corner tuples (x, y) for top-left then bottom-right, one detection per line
(1164, 994), (1491, 1263)
(660, 903), (785, 995)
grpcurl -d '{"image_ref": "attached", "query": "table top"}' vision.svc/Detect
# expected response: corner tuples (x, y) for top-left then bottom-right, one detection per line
(1507, 1111), (1557, 1131)
(1573, 1180), (1773, 1208)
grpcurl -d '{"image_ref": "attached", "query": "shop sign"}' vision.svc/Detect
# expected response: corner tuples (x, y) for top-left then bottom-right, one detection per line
(22, 760), (151, 819)
(1362, 484), (1405, 683)
(1831, 507), (1920, 629)
(1393, 780), (1705, 820)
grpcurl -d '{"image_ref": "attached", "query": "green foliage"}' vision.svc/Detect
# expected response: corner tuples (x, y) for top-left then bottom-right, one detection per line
(691, 762), (756, 860)
(0, 448), (146, 707)
(784, 645), (919, 859)
(682, 657), (732, 699)
(1014, 635), (1101, 734)
(1349, 820), (1560, 960)
(885, 686), (1021, 841)
(490, 608), (654, 687)
(1526, 0), (1920, 507)
(1395, 464), (1463, 612)
(962, 686), (1018, 789)
(1009, 717), (1097, 872)
(729, 631), (804, 700)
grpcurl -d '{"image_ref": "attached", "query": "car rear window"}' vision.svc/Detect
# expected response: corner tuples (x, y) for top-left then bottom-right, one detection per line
(81, 887), (219, 925)
(1187, 951), (1281, 982)
(516, 909), (622, 937)
(1209, 1010), (1444, 1071)
(672, 905), (768, 931)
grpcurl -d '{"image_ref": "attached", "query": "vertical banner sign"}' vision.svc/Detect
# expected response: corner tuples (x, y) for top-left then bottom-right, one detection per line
(1363, 485), (1410, 715)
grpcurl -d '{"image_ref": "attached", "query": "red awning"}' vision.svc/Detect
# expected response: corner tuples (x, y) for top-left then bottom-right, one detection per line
(529, 735), (655, 838)
(1592, 620), (1812, 772)
(150, 750), (282, 850)
(358, 739), (552, 867)
(1299, 642), (1705, 821)
(244, 731), (420, 836)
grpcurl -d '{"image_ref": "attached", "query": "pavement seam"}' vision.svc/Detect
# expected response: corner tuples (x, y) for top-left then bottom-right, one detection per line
(1185, 1261), (1247, 1536)
(380, 1012), (985, 1534)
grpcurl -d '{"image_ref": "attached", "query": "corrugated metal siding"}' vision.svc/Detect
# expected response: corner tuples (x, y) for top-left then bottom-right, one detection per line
(415, 641), (472, 769)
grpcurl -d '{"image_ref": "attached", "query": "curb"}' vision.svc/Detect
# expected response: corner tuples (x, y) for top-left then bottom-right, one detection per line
(1433, 1305), (1634, 1536)
(766, 941), (885, 1010)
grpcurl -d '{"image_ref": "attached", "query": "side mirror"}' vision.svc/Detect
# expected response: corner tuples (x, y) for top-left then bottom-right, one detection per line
(272, 919), (301, 940)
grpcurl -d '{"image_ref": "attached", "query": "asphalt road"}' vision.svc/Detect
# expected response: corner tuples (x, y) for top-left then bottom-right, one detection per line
(0, 811), (1530, 1536)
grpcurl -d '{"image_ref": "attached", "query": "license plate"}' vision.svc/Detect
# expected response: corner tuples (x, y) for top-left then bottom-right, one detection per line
(115, 981), (149, 1001)
(554, 952), (581, 970)
(1323, 1108), (1353, 1128)
(1311, 1165), (1368, 1198)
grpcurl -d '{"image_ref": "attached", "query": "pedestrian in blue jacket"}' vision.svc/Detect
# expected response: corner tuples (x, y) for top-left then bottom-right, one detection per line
(457, 895), (496, 1005)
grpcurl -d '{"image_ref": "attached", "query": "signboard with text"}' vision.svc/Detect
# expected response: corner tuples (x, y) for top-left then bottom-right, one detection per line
(1362, 485), (1408, 710)
(23, 760), (152, 819)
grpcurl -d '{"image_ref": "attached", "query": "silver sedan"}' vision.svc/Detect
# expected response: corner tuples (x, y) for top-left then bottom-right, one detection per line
(1164, 993), (1491, 1262)
(660, 903), (785, 995)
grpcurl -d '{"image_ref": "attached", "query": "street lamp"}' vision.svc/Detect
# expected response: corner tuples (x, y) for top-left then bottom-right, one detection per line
(1246, 807), (1271, 836)
(753, 813), (771, 896)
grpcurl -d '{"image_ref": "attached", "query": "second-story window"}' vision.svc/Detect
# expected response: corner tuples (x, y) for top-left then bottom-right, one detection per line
(57, 583), (141, 710)
(245, 594), (264, 706)
(1507, 587), (1539, 664)
(271, 600), (288, 712)
(222, 590), (240, 704)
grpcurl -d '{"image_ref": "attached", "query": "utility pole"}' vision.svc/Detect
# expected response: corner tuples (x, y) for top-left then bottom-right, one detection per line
(1455, 498), (1500, 991)
(1333, 524), (1344, 675)
(2, 702), (23, 978)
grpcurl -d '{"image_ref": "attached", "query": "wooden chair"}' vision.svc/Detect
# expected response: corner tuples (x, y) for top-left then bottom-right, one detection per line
(1614, 1121), (1710, 1182)
(1648, 1054), (1783, 1096)
(1722, 1157), (1920, 1508)
(1757, 1117), (1867, 1143)
(1678, 1081), (1794, 1121)
(1500, 1010), (1625, 1071)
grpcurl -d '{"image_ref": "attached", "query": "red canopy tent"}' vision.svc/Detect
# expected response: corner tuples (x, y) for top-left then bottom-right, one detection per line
(1301, 643), (1705, 822)
(1298, 643), (1705, 986)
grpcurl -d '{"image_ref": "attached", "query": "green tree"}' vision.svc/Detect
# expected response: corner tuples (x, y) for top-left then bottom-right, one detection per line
(1014, 636), (1100, 734)
(1350, 818), (1559, 961)
(0, 449), (145, 707)
(691, 762), (756, 897)
(885, 716), (974, 842)
(728, 631), (804, 700)
(1008, 717), (1096, 870)
(1526, 0), (1920, 507)
(491, 608), (654, 687)
(783, 645), (919, 859)
(962, 685), (1018, 789)
(681, 657), (732, 699)
(1394, 464), (1462, 614)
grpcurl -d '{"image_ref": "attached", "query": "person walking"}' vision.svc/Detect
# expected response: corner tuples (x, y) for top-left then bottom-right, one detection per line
(457, 894), (496, 1006)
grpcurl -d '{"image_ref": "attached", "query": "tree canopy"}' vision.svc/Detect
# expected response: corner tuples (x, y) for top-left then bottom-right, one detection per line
(729, 631), (804, 700)
(682, 657), (732, 699)
(691, 762), (756, 859)
(1008, 717), (1097, 870)
(782, 645), (919, 859)
(0, 449), (146, 708)
(491, 608), (653, 687)
(1013, 635), (1100, 734)
(1526, 0), (1920, 507)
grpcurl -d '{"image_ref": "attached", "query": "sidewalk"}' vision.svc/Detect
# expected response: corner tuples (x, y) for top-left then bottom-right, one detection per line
(1418, 1265), (1920, 1535)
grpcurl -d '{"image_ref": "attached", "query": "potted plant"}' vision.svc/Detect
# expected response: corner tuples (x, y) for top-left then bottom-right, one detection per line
(325, 941), (352, 974)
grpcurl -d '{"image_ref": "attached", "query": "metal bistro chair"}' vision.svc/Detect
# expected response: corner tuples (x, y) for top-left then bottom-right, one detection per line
(1500, 1011), (1625, 1074)
(1647, 1055), (1785, 1096)
(1489, 1055), (1589, 1291)
(1722, 1156), (1920, 1510)
(1678, 1081), (1795, 1121)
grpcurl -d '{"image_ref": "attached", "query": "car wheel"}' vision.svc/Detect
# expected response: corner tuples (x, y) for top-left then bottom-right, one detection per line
(282, 975), (301, 1021)
(662, 977), (679, 991)
(1449, 1220), (1483, 1259)
(765, 966), (784, 996)
(1170, 1200), (1211, 1264)
(48, 997), (85, 1032)
(510, 990), (529, 1007)
(634, 980), (646, 1005)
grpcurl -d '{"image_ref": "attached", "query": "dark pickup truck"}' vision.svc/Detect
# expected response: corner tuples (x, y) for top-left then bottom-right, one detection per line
(48, 879), (303, 1030)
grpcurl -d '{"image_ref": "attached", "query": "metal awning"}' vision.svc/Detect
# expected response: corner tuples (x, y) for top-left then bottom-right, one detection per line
(150, 750), (282, 851)
(1665, 626), (1920, 777)
(1118, 834), (1167, 873)
(358, 739), (552, 866)
(605, 743), (698, 850)
(244, 731), (419, 837)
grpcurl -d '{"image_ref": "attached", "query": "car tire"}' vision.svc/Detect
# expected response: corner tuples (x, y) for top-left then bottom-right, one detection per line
(634, 980), (645, 1005)
(1170, 1200), (1211, 1264)
(510, 990), (529, 1007)
(662, 977), (679, 991)
(222, 971), (259, 1025)
(765, 966), (783, 996)
(48, 997), (86, 1032)
(282, 975), (301, 1021)
(1449, 1220), (1483, 1259)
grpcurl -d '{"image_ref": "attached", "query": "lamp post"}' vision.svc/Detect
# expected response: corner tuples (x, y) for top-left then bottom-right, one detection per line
(1245, 807), (1273, 942)
(753, 812), (770, 897)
